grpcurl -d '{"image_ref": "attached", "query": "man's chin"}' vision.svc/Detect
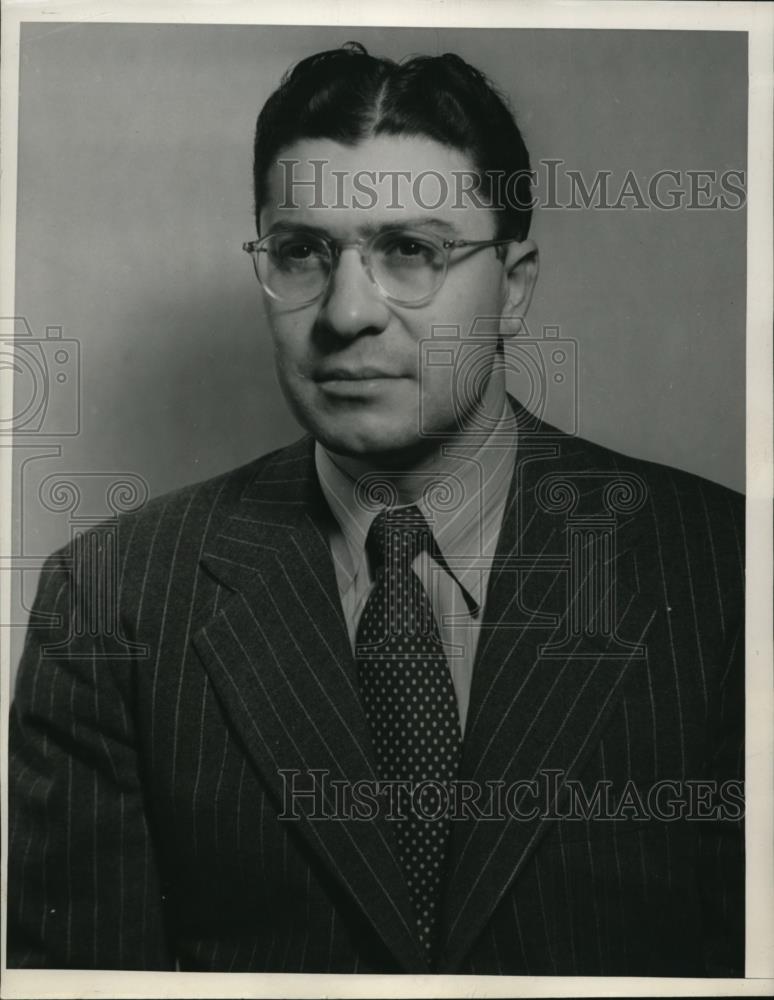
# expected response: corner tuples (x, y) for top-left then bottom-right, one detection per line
(314, 424), (436, 468)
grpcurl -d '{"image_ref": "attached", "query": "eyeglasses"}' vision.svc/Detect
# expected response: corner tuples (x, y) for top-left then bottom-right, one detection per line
(242, 228), (514, 307)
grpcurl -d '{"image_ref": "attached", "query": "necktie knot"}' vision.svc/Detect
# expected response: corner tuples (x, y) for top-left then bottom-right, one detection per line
(366, 504), (435, 575)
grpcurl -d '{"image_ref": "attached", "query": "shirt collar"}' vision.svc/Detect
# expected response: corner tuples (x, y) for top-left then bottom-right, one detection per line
(315, 397), (517, 615)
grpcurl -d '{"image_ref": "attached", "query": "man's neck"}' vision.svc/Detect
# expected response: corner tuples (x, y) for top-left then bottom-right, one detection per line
(325, 379), (510, 506)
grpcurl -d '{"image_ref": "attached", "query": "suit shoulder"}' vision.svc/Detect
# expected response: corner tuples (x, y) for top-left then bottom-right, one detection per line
(553, 429), (743, 511)
(511, 396), (742, 516)
(518, 421), (744, 565)
(136, 436), (310, 516)
(44, 436), (312, 568)
(543, 431), (745, 578)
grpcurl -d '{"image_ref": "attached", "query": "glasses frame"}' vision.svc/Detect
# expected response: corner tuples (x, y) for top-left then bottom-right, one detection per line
(241, 228), (515, 307)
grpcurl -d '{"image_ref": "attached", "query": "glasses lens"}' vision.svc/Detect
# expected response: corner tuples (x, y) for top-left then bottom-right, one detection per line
(257, 232), (330, 302)
(371, 231), (446, 303)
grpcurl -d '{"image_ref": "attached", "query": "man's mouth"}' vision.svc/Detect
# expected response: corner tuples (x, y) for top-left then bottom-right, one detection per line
(314, 366), (404, 382)
(312, 367), (408, 398)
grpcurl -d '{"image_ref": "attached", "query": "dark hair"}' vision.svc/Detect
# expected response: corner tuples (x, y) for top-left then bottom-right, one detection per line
(253, 42), (532, 239)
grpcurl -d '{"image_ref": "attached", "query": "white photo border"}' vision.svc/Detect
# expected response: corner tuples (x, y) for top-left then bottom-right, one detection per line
(1, 1), (771, 998)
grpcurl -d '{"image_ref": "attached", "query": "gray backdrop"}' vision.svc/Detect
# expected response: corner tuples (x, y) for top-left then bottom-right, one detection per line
(10, 24), (747, 665)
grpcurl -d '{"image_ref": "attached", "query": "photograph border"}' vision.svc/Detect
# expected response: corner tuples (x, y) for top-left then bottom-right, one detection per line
(1, 1), (771, 997)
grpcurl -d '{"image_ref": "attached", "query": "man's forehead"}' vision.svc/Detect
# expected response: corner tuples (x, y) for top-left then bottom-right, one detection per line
(260, 133), (494, 236)
(270, 133), (478, 179)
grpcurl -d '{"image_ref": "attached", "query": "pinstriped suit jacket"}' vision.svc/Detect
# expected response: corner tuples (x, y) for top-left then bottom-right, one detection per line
(9, 399), (744, 975)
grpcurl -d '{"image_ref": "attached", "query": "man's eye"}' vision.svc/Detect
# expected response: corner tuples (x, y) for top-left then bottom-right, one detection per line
(270, 238), (327, 268)
(381, 235), (437, 263)
(394, 239), (424, 256)
(392, 237), (431, 257)
(282, 242), (315, 260)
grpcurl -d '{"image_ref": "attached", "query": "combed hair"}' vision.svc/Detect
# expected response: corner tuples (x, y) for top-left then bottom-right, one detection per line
(253, 42), (533, 239)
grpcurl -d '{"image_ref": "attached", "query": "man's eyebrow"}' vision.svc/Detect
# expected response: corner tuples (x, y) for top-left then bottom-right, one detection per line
(263, 217), (462, 238)
(375, 217), (461, 237)
(263, 220), (329, 236)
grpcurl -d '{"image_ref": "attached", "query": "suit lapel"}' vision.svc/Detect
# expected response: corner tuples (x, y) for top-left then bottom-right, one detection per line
(438, 409), (658, 971)
(192, 439), (427, 972)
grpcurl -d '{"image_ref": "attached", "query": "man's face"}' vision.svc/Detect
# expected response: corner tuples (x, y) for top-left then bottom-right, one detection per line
(259, 134), (529, 464)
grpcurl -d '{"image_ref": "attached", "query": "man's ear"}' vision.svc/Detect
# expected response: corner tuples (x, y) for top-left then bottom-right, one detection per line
(500, 239), (539, 328)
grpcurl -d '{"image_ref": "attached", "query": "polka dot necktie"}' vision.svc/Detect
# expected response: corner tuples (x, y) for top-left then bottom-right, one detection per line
(355, 505), (462, 963)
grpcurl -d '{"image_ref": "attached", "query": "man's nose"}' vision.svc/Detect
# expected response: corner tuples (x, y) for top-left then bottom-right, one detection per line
(317, 248), (390, 338)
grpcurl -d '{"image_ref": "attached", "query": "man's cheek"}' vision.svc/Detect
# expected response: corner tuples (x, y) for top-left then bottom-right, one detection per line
(272, 336), (306, 379)
(417, 370), (450, 428)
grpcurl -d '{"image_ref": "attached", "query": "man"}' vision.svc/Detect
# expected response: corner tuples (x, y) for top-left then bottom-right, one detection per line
(9, 44), (744, 975)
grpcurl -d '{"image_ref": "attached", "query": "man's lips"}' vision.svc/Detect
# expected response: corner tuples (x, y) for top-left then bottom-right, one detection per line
(312, 367), (408, 398)
(314, 367), (406, 382)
